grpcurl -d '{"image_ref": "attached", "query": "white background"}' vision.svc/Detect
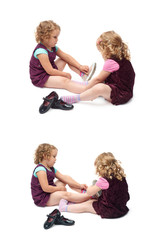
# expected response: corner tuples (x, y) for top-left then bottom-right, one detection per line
(1, 0), (159, 239)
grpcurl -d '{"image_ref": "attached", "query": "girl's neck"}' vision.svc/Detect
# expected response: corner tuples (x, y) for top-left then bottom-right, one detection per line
(39, 161), (51, 170)
(40, 41), (52, 51)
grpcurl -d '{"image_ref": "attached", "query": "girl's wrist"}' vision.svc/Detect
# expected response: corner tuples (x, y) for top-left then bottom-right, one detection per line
(79, 65), (82, 71)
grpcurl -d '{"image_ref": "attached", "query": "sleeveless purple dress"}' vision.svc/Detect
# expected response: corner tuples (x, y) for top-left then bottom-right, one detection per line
(106, 58), (135, 105)
(29, 43), (58, 87)
(93, 177), (130, 218)
(31, 164), (56, 206)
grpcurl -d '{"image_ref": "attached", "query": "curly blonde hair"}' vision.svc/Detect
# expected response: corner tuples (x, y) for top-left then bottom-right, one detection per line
(34, 143), (57, 164)
(94, 152), (126, 181)
(96, 31), (130, 61)
(35, 20), (60, 43)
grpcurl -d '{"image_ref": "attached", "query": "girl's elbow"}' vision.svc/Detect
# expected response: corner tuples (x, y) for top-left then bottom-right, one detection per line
(42, 185), (51, 193)
(46, 70), (54, 75)
(42, 187), (49, 193)
(95, 77), (103, 84)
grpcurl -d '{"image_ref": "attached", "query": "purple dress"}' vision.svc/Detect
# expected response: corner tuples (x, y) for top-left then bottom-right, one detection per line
(93, 177), (130, 218)
(31, 164), (56, 207)
(29, 43), (58, 87)
(106, 58), (135, 105)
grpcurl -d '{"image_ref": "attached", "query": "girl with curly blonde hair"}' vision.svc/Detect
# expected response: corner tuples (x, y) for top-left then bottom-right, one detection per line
(30, 20), (96, 89)
(59, 152), (130, 219)
(31, 143), (90, 207)
(61, 31), (135, 105)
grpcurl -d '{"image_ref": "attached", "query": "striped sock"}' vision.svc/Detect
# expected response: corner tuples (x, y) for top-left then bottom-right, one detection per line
(80, 72), (85, 77)
(81, 189), (87, 193)
(61, 94), (80, 104)
(72, 80), (88, 86)
(59, 199), (68, 212)
(81, 189), (93, 199)
(68, 201), (75, 205)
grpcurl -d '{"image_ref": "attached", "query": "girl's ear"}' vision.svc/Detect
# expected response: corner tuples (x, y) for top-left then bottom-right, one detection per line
(43, 153), (47, 160)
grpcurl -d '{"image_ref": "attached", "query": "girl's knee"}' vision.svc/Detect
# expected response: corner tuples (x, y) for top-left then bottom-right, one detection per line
(55, 180), (66, 187)
(62, 191), (71, 200)
(62, 78), (70, 84)
(91, 83), (105, 96)
(94, 83), (111, 99)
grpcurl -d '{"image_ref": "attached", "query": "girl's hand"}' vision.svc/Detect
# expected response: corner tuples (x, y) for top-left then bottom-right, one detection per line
(59, 186), (67, 191)
(80, 184), (88, 190)
(79, 65), (89, 74)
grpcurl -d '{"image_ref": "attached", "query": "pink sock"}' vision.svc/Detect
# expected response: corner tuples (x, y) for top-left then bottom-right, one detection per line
(68, 201), (75, 205)
(81, 189), (87, 193)
(59, 199), (68, 212)
(72, 80), (88, 86)
(61, 94), (80, 104)
(80, 72), (85, 77)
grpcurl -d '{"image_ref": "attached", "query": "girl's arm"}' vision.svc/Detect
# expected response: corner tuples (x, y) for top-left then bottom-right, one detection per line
(86, 178), (109, 196)
(89, 70), (111, 86)
(56, 48), (89, 74)
(84, 70), (111, 90)
(37, 54), (71, 78)
(37, 171), (66, 193)
(86, 185), (102, 196)
(55, 171), (87, 190)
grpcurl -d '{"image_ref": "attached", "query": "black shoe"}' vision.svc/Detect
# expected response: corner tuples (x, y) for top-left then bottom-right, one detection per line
(55, 215), (75, 226)
(39, 91), (58, 114)
(51, 99), (74, 110)
(44, 209), (61, 229)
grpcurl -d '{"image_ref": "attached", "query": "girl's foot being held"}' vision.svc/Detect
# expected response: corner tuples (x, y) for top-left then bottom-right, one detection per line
(80, 63), (96, 81)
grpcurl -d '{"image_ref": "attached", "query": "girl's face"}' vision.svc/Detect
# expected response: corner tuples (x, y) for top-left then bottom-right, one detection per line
(43, 29), (60, 50)
(47, 149), (58, 168)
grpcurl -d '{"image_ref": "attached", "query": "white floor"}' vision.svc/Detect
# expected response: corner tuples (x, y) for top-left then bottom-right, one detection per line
(1, 0), (159, 239)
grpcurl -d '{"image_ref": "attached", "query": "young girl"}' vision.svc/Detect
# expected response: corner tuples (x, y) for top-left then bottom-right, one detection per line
(61, 31), (135, 105)
(31, 143), (90, 207)
(59, 152), (130, 218)
(29, 20), (96, 91)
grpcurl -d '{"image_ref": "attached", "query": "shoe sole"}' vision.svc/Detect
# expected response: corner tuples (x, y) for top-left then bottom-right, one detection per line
(85, 63), (96, 81)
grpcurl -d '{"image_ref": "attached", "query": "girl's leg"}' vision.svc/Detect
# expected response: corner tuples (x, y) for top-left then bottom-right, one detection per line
(46, 191), (90, 206)
(61, 83), (112, 104)
(55, 58), (66, 71)
(69, 186), (82, 193)
(60, 199), (97, 214)
(55, 179), (66, 187)
(44, 76), (87, 93)
(80, 83), (112, 102)
(55, 179), (82, 193)
(55, 58), (96, 79)
(55, 58), (80, 75)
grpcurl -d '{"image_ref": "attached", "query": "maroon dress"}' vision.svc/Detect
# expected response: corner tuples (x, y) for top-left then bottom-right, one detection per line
(106, 58), (135, 105)
(29, 43), (58, 87)
(93, 177), (130, 218)
(31, 164), (56, 207)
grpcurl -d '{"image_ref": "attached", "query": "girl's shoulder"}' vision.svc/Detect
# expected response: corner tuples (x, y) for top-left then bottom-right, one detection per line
(36, 43), (47, 50)
(96, 177), (109, 190)
(33, 164), (46, 178)
(103, 59), (120, 72)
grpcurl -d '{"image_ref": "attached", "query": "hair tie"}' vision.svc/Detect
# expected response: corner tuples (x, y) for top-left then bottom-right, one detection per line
(97, 39), (102, 45)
